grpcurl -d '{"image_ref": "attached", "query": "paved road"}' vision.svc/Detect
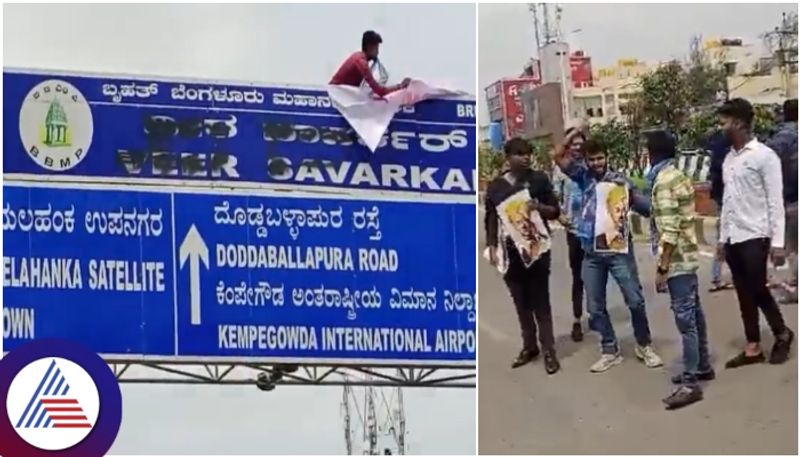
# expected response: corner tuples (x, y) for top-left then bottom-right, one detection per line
(478, 227), (798, 455)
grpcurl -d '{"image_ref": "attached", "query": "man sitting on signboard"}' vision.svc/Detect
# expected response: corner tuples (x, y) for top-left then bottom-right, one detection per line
(329, 30), (411, 97)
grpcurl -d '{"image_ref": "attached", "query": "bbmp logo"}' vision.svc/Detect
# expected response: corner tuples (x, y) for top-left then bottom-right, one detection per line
(7, 358), (100, 450)
(18, 79), (94, 172)
(0, 339), (122, 457)
(42, 98), (72, 147)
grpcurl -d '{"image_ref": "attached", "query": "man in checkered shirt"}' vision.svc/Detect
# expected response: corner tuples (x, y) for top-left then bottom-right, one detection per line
(646, 130), (711, 410)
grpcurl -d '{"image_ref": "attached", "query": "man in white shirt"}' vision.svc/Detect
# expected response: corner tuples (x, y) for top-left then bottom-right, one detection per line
(716, 98), (794, 368)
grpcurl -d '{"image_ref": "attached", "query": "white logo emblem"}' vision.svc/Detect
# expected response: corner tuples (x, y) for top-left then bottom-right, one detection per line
(18, 80), (94, 172)
(6, 357), (100, 451)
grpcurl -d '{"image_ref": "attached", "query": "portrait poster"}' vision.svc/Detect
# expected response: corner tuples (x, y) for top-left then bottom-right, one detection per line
(593, 182), (630, 254)
(496, 189), (551, 267)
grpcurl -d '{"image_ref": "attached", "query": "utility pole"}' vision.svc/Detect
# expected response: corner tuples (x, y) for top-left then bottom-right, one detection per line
(529, 4), (541, 53)
(542, 4), (551, 45)
(366, 386), (378, 455)
(529, 3), (561, 45)
(341, 372), (407, 455)
(529, 3), (569, 120)
(764, 11), (798, 98)
(343, 384), (354, 455)
(396, 385), (406, 455)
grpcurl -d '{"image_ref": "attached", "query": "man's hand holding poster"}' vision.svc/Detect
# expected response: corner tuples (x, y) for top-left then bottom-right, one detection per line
(594, 182), (630, 254)
(497, 189), (551, 267)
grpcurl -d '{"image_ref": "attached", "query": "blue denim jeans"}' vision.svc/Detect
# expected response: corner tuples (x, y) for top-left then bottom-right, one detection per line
(582, 244), (652, 354)
(711, 257), (722, 284)
(667, 273), (711, 381)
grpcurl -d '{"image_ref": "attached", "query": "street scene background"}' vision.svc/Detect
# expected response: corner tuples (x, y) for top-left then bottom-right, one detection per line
(4, 3), (476, 455)
(479, 3), (798, 454)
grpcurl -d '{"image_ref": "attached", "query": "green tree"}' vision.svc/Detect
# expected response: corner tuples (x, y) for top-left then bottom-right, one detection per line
(629, 36), (727, 144)
(622, 95), (649, 173)
(753, 104), (779, 140)
(478, 144), (505, 181)
(530, 137), (554, 172)
(589, 119), (637, 173)
(635, 61), (692, 133)
(686, 34), (728, 106)
(679, 105), (779, 150)
(680, 110), (718, 150)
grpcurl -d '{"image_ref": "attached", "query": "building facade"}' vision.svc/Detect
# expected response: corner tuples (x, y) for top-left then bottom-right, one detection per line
(571, 58), (651, 124)
(484, 77), (542, 139)
(704, 37), (798, 104)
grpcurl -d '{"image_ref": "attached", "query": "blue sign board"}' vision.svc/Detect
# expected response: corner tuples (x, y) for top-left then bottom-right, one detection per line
(3, 69), (476, 196)
(3, 69), (476, 365)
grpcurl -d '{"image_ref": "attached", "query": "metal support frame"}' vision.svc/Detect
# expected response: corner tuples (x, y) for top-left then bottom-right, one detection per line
(108, 361), (475, 388)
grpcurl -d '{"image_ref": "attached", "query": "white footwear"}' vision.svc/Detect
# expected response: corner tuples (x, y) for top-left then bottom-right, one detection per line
(590, 353), (623, 372)
(635, 345), (664, 368)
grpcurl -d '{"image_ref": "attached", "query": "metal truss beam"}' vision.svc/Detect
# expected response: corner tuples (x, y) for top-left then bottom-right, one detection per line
(108, 361), (475, 388)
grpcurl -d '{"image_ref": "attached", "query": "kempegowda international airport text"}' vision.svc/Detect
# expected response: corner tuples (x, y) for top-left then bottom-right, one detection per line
(218, 325), (476, 354)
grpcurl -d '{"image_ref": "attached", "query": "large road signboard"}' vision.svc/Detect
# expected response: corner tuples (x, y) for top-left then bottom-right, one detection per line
(3, 69), (476, 366)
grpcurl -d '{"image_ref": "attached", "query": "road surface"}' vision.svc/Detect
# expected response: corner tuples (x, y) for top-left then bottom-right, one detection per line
(478, 227), (798, 455)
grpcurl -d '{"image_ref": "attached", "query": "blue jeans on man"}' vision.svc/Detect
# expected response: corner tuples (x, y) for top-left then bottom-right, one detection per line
(711, 256), (722, 284)
(582, 242), (653, 354)
(667, 273), (711, 383)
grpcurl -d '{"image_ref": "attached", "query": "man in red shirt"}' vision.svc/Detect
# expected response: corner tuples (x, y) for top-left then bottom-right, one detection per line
(329, 30), (410, 97)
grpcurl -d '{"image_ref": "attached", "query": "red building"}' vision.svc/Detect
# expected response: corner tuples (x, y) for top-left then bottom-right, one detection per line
(569, 50), (594, 88)
(485, 51), (593, 140)
(485, 76), (542, 139)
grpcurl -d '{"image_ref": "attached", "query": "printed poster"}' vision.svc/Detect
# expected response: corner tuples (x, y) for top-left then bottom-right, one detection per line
(496, 189), (551, 267)
(593, 182), (630, 254)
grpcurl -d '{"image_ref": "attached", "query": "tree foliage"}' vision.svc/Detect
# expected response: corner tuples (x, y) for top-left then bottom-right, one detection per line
(477, 138), (555, 182)
(478, 144), (504, 180)
(530, 138), (553, 172)
(686, 34), (728, 107)
(753, 105), (779, 140)
(635, 61), (691, 133)
(623, 33), (780, 151)
(679, 110), (718, 150)
(589, 119), (637, 173)
(608, 54), (723, 167)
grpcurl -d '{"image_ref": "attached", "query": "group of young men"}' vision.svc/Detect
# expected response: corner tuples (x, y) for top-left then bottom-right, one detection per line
(484, 97), (797, 410)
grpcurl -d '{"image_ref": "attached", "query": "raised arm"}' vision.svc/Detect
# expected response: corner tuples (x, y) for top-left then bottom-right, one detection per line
(552, 130), (577, 174)
(551, 130), (588, 187)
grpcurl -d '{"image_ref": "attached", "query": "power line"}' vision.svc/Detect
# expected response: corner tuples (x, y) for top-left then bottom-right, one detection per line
(762, 11), (798, 97)
(341, 371), (408, 455)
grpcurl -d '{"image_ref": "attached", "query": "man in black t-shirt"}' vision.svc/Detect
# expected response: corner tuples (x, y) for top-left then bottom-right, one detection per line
(484, 138), (561, 375)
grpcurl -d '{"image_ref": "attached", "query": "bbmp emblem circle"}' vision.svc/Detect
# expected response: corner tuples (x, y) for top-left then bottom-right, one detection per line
(18, 79), (94, 172)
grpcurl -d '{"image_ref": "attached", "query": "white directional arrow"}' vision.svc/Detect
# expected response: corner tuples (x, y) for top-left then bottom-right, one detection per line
(179, 224), (209, 326)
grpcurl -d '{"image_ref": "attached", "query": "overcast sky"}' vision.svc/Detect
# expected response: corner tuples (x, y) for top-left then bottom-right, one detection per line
(479, 2), (798, 124)
(4, 3), (476, 93)
(112, 381), (474, 455)
(3, 3), (476, 455)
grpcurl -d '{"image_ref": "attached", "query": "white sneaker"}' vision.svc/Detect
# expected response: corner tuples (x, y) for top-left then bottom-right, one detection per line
(635, 345), (663, 368)
(590, 353), (623, 372)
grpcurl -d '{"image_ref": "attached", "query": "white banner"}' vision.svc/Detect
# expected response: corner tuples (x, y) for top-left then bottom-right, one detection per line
(327, 80), (466, 153)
